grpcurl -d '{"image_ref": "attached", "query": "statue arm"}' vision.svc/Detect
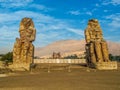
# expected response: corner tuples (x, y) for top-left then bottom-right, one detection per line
(30, 28), (36, 41)
(85, 29), (90, 43)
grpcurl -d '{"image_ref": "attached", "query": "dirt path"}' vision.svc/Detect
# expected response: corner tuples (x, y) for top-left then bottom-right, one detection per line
(0, 69), (120, 90)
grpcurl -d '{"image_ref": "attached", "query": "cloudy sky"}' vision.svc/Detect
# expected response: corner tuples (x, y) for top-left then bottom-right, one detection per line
(0, 0), (120, 54)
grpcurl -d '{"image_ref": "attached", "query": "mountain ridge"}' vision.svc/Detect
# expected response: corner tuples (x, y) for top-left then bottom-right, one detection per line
(35, 39), (120, 58)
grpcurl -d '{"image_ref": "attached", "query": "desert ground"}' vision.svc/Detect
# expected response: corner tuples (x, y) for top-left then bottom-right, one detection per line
(0, 63), (120, 90)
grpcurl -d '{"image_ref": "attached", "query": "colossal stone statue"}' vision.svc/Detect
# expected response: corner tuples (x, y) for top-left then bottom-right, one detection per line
(13, 17), (36, 70)
(85, 19), (110, 65)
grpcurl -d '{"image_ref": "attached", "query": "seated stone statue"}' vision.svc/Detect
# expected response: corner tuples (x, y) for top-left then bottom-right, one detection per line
(13, 17), (36, 65)
(85, 19), (110, 64)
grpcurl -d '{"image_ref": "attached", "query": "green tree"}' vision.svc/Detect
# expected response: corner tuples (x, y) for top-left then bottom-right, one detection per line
(109, 54), (113, 60)
(109, 54), (120, 62)
(0, 52), (13, 62)
(115, 56), (120, 62)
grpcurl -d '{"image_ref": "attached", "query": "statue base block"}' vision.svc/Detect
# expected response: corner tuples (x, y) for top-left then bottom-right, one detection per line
(95, 61), (117, 70)
(9, 63), (30, 71)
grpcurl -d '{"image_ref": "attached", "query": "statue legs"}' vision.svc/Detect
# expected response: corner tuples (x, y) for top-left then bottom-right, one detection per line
(27, 43), (34, 63)
(94, 41), (103, 62)
(90, 42), (96, 63)
(13, 38), (21, 64)
(86, 41), (110, 63)
(101, 41), (110, 62)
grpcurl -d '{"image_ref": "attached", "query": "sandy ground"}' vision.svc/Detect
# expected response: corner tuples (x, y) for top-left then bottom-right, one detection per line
(0, 64), (120, 90)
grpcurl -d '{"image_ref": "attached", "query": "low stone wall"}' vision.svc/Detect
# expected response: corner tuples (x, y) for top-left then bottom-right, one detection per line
(31, 59), (87, 72)
(95, 61), (118, 70)
(34, 59), (86, 64)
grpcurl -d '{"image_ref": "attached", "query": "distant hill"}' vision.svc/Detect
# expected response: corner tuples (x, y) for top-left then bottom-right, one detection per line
(35, 40), (120, 58)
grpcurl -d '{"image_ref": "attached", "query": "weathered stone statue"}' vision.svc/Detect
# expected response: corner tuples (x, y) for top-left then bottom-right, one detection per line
(85, 19), (110, 65)
(13, 17), (36, 70)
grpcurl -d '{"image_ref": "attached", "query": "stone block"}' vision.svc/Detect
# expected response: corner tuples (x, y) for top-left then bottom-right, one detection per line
(95, 61), (117, 70)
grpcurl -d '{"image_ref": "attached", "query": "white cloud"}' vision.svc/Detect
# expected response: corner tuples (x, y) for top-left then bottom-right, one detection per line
(0, 25), (18, 40)
(34, 32), (60, 47)
(106, 13), (120, 21)
(105, 13), (120, 29)
(30, 4), (52, 11)
(0, 25), (19, 53)
(68, 10), (80, 15)
(0, 0), (33, 8)
(95, 3), (99, 7)
(66, 28), (84, 37)
(104, 10), (108, 12)
(68, 10), (92, 16)
(0, 0), (52, 12)
(0, 10), (55, 24)
(86, 11), (92, 16)
(0, 0), (33, 3)
(102, 0), (120, 5)
(109, 21), (120, 28)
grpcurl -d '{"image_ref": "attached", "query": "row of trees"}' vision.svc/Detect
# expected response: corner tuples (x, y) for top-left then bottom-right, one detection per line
(64, 54), (120, 62)
(64, 54), (85, 59)
(109, 54), (120, 62)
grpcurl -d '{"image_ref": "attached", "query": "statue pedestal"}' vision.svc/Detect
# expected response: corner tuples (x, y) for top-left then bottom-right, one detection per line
(95, 61), (117, 70)
(9, 63), (30, 71)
